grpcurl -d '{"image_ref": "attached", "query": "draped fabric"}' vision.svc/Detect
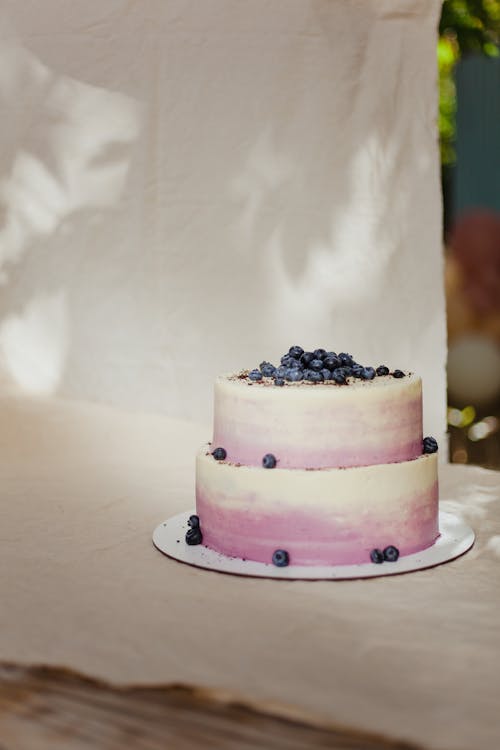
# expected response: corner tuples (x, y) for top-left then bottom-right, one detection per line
(1, 393), (499, 750)
(0, 0), (445, 439)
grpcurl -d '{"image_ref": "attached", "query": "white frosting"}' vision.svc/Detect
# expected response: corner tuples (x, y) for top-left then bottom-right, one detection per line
(197, 448), (437, 512)
(196, 448), (439, 565)
(213, 372), (423, 468)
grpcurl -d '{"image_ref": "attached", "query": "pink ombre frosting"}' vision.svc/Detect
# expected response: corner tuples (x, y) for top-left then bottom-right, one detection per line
(194, 369), (439, 567)
(196, 449), (439, 566)
(212, 373), (423, 469)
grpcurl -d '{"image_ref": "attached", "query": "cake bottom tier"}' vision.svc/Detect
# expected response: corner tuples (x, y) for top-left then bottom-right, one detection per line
(195, 448), (439, 566)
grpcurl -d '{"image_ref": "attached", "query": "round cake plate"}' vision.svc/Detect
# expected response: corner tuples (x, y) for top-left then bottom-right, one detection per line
(152, 510), (475, 580)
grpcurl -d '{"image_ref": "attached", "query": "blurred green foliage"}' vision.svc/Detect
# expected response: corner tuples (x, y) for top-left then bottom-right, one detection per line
(439, 0), (500, 165)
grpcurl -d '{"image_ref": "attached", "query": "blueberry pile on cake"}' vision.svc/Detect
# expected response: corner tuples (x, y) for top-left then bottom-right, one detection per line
(192, 346), (439, 567)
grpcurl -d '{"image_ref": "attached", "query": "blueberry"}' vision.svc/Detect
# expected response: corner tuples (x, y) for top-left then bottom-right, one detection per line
(321, 368), (332, 380)
(274, 377), (285, 387)
(310, 359), (324, 372)
(341, 366), (354, 377)
(186, 527), (203, 545)
(383, 545), (400, 562)
(332, 370), (346, 384)
(324, 355), (340, 370)
(262, 453), (277, 468)
(352, 364), (364, 378)
(305, 370), (324, 382)
(361, 366), (376, 380)
(313, 348), (327, 360)
(325, 351), (337, 359)
(423, 436), (438, 454)
(275, 365), (287, 378)
(186, 516), (203, 545)
(300, 351), (315, 367)
(248, 369), (263, 381)
(212, 447), (227, 461)
(370, 548), (384, 564)
(339, 352), (354, 366)
(272, 549), (289, 567)
(260, 361), (276, 377)
(376, 365), (390, 376)
(280, 355), (295, 367)
(285, 368), (303, 382)
(392, 369), (405, 378)
(288, 345), (304, 359)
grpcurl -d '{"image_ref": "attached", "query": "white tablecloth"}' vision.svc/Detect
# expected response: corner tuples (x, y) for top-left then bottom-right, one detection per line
(1, 390), (499, 750)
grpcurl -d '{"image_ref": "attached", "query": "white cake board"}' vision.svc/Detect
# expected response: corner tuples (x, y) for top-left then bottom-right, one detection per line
(152, 511), (474, 580)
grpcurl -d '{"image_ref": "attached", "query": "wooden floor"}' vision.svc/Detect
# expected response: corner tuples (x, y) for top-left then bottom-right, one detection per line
(0, 663), (424, 750)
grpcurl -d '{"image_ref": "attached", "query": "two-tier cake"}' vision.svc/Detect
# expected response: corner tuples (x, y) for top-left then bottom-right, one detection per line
(192, 347), (439, 567)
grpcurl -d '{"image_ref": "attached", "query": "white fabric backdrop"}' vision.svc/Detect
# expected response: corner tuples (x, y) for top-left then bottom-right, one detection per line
(0, 0), (446, 438)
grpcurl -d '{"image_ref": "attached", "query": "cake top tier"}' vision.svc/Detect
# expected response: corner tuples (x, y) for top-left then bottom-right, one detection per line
(212, 347), (424, 470)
